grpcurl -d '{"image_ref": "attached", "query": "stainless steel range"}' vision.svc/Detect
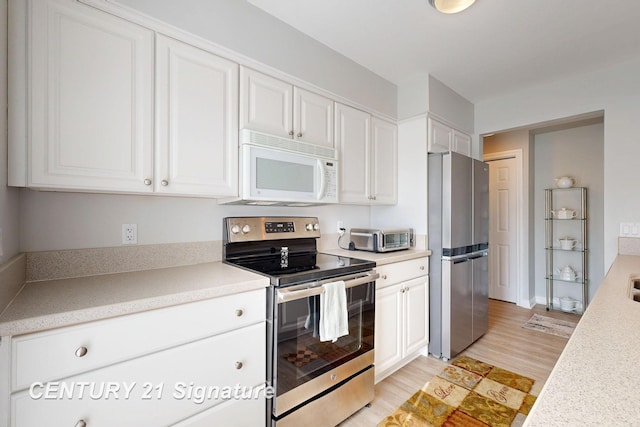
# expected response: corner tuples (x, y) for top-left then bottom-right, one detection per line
(223, 217), (377, 427)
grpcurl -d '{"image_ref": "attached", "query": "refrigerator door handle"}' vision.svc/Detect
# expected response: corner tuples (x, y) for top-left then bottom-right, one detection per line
(452, 257), (470, 264)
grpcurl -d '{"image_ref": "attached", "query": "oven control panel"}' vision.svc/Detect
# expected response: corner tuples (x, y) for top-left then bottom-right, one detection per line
(224, 217), (321, 242)
(265, 221), (295, 233)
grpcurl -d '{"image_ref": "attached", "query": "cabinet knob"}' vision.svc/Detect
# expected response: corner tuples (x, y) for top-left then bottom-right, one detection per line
(381, 274), (387, 280)
(143, 178), (152, 186)
(289, 130), (294, 136)
(297, 132), (303, 138)
(235, 361), (243, 370)
(420, 265), (425, 271)
(75, 421), (87, 427)
(161, 180), (168, 186)
(235, 309), (244, 317)
(75, 347), (88, 358)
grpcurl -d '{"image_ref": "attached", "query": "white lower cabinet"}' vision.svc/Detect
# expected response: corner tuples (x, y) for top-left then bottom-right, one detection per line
(374, 258), (429, 382)
(173, 397), (264, 427)
(5, 290), (266, 427)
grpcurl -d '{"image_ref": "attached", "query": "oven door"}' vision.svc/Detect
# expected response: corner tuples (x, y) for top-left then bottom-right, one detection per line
(268, 272), (377, 419)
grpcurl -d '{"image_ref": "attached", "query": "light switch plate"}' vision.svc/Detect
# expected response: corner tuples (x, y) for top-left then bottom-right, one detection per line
(620, 222), (640, 237)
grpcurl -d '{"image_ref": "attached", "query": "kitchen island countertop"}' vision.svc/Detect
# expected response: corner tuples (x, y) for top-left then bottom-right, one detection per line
(0, 261), (269, 337)
(525, 255), (640, 425)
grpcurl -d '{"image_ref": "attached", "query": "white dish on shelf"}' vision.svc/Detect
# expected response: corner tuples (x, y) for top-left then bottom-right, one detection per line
(559, 297), (577, 311)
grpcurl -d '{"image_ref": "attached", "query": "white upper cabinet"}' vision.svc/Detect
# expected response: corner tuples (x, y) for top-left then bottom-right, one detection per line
(10, 0), (240, 197)
(155, 35), (238, 196)
(240, 67), (334, 148)
(336, 103), (397, 205)
(371, 117), (398, 205)
(427, 117), (452, 154)
(335, 103), (371, 204)
(21, 0), (154, 192)
(293, 87), (334, 148)
(240, 67), (293, 139)
(452, 129), (472, 157)
(427, 116), (472, 157)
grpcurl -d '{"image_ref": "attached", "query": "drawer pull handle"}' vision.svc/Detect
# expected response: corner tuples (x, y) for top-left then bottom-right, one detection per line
(75, 347), (88, 358)
(235, 309), (244, 317)
(381, 274), (388, 280)
(75, 420), (87, 427)
(420, 265), (425, 270)
(235, 361), (243, 370)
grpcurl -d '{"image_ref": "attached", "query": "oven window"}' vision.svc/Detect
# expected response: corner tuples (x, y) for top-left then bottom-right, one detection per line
(275, 283), (375, 396)
(256, 158), (314, 192)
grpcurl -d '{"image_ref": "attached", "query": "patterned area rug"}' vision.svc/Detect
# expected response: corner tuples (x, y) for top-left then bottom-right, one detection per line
(522, 313), (577, 339)
(378, 355), (538, 427)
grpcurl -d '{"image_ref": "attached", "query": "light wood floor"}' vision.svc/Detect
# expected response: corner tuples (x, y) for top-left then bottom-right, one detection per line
(340, 299), (581, 426)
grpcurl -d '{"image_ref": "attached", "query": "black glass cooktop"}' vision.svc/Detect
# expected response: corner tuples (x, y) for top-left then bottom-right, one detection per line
(226, 252), (375, 287)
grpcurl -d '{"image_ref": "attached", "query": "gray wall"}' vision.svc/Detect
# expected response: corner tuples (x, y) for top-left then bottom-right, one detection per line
(476, 57), (640, 269)
(533, 123), (604, 304)
(117, 0), (397, 118)
(429, 75), (474, 135)
(0, 0), (21, 263)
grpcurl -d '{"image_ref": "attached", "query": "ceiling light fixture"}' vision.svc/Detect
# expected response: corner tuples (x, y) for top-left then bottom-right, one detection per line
(428, 0), (476, 14)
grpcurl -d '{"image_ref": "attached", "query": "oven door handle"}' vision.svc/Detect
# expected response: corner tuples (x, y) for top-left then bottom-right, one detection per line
(277, 272), (380, 303)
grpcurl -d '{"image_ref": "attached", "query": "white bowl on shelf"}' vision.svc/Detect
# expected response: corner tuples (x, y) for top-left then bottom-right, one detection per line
(559, 297), (577, 312)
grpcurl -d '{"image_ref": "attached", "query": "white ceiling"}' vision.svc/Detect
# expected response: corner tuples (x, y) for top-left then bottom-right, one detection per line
(247, 0), (640, 103)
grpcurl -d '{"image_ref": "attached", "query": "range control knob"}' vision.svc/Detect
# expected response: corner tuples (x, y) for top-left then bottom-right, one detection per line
(242, 225), (251, 234)
(313, 224), (320, 231)
(306, 223), (313, 231)
(231, 225), (241, 234)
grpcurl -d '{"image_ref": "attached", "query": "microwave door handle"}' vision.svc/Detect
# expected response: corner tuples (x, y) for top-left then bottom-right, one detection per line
(317, 159), (326, 200)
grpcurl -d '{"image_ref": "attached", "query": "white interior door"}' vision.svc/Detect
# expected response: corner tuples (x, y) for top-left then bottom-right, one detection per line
(487, 157), (518, 302)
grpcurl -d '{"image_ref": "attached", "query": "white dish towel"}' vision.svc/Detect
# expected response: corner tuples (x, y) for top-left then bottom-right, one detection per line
(319, 280), (349, 342)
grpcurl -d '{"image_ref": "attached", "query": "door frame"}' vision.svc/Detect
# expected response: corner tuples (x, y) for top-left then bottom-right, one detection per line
(483, 149), (529, 308)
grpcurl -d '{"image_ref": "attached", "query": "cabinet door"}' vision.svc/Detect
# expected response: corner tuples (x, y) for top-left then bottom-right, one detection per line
(172, 397), (265, 426)
(374, 283), (403, 380)
(293, 88), (334, 148)
(29, 0), (154, 191)
(335, 103), (371, 204)
(240, 67), (293, 138)
(11, 323), (265, 427)
(452, 130), (472, 156)
(156, 35), (238, 197)
(427, 117), (451, 153)
(403, 276), (429, 356)
(371, 117), (398, 205)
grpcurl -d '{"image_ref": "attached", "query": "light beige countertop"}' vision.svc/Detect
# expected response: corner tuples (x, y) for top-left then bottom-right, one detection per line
(320, 248), (431, 266)
(0, 261), (269, 337)
(525, 255), (640, 425)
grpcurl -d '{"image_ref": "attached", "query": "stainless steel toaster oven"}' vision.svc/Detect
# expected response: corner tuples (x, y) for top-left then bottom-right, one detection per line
(349, 228), (413, 252)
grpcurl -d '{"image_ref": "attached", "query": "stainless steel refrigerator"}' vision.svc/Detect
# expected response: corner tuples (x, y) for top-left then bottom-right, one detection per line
(428, 151), (489, 360)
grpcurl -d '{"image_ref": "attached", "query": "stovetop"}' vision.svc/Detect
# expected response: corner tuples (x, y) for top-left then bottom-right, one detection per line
(222, 216), (375, 286)
(225, 252), (375, 287)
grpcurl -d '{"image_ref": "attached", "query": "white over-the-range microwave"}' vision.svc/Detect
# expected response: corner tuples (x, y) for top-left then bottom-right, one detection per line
(220, 129), (339, 206)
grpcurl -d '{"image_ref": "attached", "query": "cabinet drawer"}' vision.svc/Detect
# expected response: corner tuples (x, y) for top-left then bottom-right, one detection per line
(172, 396), (265, 427)
(11, 322), (265, 427)
(375, 257), (428, 290)
(12, 289), (265, 391)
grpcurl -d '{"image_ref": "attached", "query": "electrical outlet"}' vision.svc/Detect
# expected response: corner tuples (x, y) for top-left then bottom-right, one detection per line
(122, 224), (137, 245)
(337, 220), (344, 233)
